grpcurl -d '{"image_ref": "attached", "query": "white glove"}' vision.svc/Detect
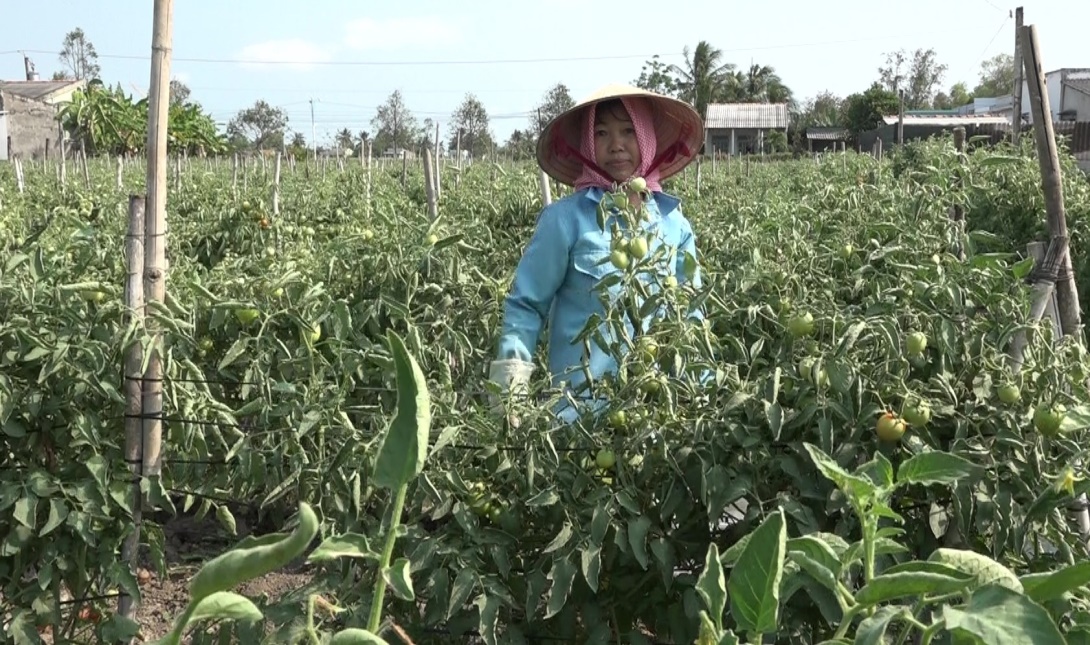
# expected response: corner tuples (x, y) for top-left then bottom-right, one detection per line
(487, 359), (535, 415)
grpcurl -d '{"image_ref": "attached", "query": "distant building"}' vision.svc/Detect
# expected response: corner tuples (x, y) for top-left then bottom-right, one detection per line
(704, 103), (790, 155)
(1017, 68), (1090, 123)
(804, 127), (849, 153)
(0, 65), (86, 161)
(858, 113), (1011, 151)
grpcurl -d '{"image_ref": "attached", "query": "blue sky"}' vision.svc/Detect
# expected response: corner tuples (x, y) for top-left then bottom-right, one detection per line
(1, 1), (1086, 147)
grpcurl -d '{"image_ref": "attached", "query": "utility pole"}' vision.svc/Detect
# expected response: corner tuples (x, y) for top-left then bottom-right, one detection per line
(1012, 6), (1025, 146)
(897, 88), (905, 146)
(309, 98), (316, 161)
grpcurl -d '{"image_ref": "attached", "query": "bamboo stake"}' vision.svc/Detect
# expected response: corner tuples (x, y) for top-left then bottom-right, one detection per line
(1022, 23), (1090, 545)
(538, 168), (552, 206)
(1021, 24), (1082, 340)
(142, 0), (172, 489)
(423, 147), (438, 221)
(117, 195), (146, 623)
(272, 151), (281, 217)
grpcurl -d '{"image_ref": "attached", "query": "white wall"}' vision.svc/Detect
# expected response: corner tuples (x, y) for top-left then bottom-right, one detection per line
(1020, 72), (1063, 123)
(0, 114), (7, 161)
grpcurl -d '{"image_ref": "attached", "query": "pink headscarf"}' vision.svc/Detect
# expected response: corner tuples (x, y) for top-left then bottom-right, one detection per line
(573, 97), (663, 193)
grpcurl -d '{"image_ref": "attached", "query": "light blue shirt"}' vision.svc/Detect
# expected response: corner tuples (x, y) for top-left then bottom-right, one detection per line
(495, 186), (703, 420)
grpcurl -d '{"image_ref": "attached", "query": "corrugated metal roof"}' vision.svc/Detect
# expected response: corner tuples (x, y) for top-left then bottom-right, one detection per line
(0, 80), (85, 102)
(806, 127), (849, 140)
(705, 103), (789, 129)
(880, 114), (1009, 127)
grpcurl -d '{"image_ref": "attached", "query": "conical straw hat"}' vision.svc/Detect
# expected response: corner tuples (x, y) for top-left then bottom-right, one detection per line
(536, 83), (704, 187)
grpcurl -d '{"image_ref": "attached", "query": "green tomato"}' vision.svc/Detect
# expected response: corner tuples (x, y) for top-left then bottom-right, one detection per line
(997, 383), (1021, 405)
(628, 236), (649, 260)
(788, 312), (814, 338)
(1034, 403), (1066, 437)
(596, 449), (616, 470)
(906, 331), (928, 355)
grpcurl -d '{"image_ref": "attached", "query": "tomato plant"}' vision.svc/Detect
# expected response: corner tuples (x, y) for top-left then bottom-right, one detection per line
(4, 135), (1090, 643)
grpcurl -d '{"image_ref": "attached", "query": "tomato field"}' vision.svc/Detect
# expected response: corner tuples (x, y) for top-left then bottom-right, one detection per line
(5, 137), (1090, 644)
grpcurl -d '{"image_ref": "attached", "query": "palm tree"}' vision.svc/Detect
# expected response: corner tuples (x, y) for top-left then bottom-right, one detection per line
(669, 41), (737, 119)
(740, 64), (794, 107)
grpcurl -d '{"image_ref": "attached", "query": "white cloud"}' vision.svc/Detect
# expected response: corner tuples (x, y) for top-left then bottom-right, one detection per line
(342, 16), (462, 50)
(236, 39), (333, 70)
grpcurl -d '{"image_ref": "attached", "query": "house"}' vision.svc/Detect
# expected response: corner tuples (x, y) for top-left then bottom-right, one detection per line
(0, 76), (86, 161)
(858, 113), (1011, 151)
(804, 126), (849, 153)
(1018, 68), (1090, 123)
(704, 103), (790, 155)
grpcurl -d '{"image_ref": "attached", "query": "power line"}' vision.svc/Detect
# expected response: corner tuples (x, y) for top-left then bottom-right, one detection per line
(12, 48), (680, 67)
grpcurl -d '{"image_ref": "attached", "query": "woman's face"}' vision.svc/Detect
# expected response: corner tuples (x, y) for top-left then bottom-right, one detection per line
(593, 102), (641, 182)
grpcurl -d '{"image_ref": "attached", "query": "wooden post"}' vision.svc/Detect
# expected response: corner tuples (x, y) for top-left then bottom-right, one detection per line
(434, 121), (441, 200)
(538, 168), (552, 206)
(952, 127), (967, 261)
(695, 153), (702, 198)
(897, 89), (905, 146)
(117, 195), (146, 622)
(401, 150), (408, 189)
(142, 0), (172, 488)
(1012, 7), (1025, 147)
(422, 147), (438, 220)
(365, 141), (373, 214)
(1021, 24), (1082, 340)
(116, 156), (124, 191)
(272, 152), (281, 217)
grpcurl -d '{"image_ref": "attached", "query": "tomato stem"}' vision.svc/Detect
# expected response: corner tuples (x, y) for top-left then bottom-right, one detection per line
(367, 481), (409, 633)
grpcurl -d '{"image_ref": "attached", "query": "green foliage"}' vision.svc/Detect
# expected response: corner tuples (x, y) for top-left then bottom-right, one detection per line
(842, 82), (901, 136)
(57, 81), (226, 156)
(2, 139), (1090, 643)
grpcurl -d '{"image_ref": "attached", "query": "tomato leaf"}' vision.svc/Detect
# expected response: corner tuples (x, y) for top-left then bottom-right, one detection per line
(856, 570), (973, 605)
(695, 542), (727, 631)
(1020, 561), (1090, 603)
(727, 506), (786, 635)
(943, 584), (1064, 645)
(544, 554), (577, 619)
(896, 451), (983, 487)
(372, 330), (431, 491)
(383, 558), (414, 601)
(307, 533), (377, 562)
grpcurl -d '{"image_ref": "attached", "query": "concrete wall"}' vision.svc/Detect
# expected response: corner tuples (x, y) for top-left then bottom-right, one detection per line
(1068, 91), (1090, 121)
(0, 91), (62, 160)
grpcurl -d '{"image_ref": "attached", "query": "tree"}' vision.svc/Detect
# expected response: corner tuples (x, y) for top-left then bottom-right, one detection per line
(974, 53), (1016, 97)
(371, 90), (418, 153)
(670, 41), (737, 119)
(334, 128), (355, 152)
(790, 91), (844, 147)
(633, 56), (681, 98)
(417, 118), (436, 151)
(933, 82), (974, 110)
(738, 63), (794, 107)
(503, 129), (536, 161)
(169, 80), (191, 106)
(530, 83), (576, 137)
(226, 100), (289, 151)
(842, 82), (900, 136)
(447, 94), (493, 159)
(56, 28), (101, 81)
(878, 48), (948, 109)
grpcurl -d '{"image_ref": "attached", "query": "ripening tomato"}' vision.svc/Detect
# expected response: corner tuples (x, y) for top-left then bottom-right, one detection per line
(876, 412), (906, 442)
